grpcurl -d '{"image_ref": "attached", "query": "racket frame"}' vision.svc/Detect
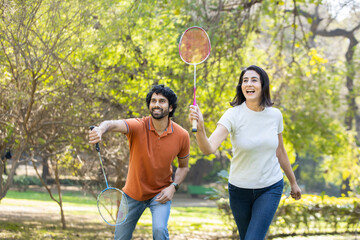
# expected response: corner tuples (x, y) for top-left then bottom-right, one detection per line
(97, 187), (128, 226)
(178, 26), (211, 132)
(178, 26), (211, 65)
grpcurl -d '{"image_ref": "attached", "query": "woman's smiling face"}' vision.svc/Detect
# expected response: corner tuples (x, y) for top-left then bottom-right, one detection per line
(241, 70), (262, 102)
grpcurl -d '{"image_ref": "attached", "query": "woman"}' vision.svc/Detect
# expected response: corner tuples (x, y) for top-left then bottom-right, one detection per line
(189, 65), (301, 240)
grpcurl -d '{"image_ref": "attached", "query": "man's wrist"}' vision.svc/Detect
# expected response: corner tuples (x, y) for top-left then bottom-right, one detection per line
(171, 182), (179, 191)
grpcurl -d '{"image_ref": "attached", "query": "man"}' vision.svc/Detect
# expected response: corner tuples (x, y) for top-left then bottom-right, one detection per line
(89, 85), (190, 240)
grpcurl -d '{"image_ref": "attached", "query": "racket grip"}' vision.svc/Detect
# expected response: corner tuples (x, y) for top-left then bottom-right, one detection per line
(192, 119), (197, 132)
(90, 126), (100, 152)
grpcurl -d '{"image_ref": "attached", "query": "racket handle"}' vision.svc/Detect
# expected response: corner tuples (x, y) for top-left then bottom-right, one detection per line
(90, 126), (100, 152)
(192, 119), (197, 132)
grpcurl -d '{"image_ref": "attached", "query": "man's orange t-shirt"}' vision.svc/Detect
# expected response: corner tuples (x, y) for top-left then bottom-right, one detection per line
(122, 116), (190, 201)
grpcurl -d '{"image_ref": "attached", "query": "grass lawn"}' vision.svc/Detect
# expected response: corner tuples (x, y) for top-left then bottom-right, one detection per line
(0, 190), (232, 239)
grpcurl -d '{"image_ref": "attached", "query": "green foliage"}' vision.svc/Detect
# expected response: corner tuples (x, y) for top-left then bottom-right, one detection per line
(57, 147), (82, 177)
(299, 154), (340, 196)
(13, 176), (42, 187)
(271, 195), (360, 236)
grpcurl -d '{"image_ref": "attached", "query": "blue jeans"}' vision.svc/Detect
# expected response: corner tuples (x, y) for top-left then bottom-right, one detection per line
(228, 179), (284, 240)
(114, 193), (171, 240)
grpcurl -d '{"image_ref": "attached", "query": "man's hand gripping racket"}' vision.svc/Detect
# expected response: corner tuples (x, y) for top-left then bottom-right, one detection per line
(179, 26), (211, 132)
(89, 126), (128, 226)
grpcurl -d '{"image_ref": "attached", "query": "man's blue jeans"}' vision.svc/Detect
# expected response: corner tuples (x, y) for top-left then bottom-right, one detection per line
(114, 193), (171, 240)
(228, 179), (284, 240)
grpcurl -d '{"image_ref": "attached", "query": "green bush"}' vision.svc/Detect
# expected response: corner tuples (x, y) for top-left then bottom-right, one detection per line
(270, 195), (360, 237)
(11, 176), (91, 187)
(13, 175), (42, 187)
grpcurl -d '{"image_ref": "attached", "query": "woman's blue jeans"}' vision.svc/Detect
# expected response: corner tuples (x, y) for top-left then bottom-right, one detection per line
(228, 179), (284, 240)
(114, 193), (171, 240)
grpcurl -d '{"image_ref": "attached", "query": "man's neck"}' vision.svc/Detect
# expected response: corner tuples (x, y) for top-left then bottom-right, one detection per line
(151, 116), (169, 135)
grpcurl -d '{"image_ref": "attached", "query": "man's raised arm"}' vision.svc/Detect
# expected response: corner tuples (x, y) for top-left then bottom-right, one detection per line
(89, 120), (128, 144)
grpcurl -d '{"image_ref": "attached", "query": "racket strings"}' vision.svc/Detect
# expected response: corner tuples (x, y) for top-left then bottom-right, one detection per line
(179, 28), (211, 64)
(97, 188), (128, 226)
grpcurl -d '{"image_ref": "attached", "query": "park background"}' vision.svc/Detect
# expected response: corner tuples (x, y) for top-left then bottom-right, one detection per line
(0, 0), (359, 239)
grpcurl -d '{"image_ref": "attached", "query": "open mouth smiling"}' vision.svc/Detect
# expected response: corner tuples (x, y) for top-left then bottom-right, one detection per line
(151, 107), (164, 114)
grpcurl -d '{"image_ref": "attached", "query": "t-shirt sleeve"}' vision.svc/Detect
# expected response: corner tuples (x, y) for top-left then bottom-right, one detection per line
(217, 109), (233, 134)
(178, 131), (190, 159)
(124, 118), (143, 139)
(278, 111), (284, 134)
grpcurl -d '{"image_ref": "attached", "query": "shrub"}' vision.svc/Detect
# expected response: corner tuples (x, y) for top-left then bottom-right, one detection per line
(270, 194), (360, 237)
(13, 175), (43, 189)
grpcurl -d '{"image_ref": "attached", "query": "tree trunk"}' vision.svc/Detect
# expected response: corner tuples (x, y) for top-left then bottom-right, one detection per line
(0, 158), (4, 195)
(341, 36), (358, 196)
(0, 145), (26, 200)
(41, 157), (50, 183)
(55, 160), (66, 229)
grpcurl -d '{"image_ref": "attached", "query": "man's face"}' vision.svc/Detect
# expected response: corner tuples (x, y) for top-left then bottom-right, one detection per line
(149, 93), (173, 119)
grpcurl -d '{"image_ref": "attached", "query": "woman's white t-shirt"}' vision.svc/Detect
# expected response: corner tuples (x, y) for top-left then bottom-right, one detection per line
(218, 102), (284, 189)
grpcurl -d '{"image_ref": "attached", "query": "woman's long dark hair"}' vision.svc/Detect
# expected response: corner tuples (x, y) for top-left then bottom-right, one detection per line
(230, 65), (273, 107)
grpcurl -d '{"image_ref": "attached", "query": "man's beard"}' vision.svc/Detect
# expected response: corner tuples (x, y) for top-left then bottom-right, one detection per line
(150, 107), (170, 119)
